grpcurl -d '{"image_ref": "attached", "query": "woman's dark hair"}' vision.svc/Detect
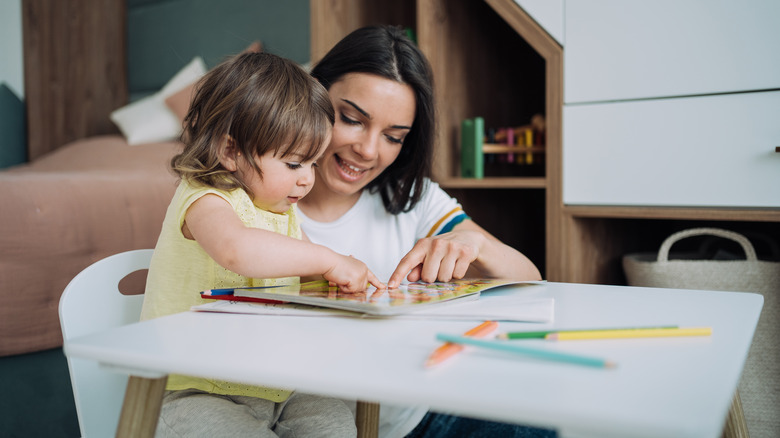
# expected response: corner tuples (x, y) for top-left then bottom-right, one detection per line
(310, 25), (435, 214)
(172, 52), (334, 198)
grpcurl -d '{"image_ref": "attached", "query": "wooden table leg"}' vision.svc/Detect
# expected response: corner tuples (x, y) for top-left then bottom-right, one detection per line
(116, 375), (168, 438)
(355, 400), (380, 438)
(720, 389), (749, 438)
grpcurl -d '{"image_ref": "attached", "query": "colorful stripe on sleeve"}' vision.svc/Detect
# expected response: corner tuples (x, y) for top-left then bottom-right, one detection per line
(426, 207), (470, 237)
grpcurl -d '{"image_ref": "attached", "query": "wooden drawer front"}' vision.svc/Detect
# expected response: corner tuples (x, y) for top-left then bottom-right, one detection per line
(564, 0), (780, 104)
(563, 91), (780, 207)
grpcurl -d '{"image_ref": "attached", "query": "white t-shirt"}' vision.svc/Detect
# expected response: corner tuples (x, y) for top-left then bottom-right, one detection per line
(298, 179), (468, 438)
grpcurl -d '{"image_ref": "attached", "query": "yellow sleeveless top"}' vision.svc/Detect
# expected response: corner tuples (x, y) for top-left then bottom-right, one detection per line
(141, 179), (301, 401)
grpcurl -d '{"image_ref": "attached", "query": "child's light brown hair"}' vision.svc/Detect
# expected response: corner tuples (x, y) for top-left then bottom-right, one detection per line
(172, 52), (334, 196)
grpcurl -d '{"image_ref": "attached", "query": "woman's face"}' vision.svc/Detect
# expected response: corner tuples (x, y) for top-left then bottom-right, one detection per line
(315, 73), (416, 197)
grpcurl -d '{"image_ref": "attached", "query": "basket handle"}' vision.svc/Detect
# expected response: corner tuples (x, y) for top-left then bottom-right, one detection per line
(657, 228), (757, 262)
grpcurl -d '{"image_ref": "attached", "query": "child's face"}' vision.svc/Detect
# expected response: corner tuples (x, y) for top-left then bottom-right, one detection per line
(238, 139), (329, 214)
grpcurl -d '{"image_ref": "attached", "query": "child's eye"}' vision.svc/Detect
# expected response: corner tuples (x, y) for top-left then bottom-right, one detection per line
(286, 162), (303, 170)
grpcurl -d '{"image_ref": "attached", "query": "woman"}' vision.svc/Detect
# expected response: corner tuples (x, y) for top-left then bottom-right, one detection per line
(298, 25), (551, 438)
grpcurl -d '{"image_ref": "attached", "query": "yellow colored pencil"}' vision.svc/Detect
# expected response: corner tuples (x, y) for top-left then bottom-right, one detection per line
(546, 327), (712, 341)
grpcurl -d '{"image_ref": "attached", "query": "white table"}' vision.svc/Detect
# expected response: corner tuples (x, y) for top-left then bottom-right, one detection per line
(64, 282), (763, 438)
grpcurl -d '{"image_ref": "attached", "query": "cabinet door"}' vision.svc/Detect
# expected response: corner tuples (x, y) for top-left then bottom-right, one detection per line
(564, 0), (780, 103)
(563, 91), (780, 208)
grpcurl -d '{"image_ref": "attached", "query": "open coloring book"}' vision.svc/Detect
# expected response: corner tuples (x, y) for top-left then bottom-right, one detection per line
(197, 279), (553, 320)
(234, 279), (514, 315)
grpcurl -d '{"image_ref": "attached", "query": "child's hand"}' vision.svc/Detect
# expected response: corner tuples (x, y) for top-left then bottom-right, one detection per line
(324, 254), (385, 292)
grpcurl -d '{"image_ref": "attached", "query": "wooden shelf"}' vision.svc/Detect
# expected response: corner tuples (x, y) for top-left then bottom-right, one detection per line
(483, 145), (545, 154)
(439, 177), (546, 189)
(563, 205), (780, 222)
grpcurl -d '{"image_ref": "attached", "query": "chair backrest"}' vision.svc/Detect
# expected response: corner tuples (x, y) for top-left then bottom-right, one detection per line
(59, 249), (154, 438)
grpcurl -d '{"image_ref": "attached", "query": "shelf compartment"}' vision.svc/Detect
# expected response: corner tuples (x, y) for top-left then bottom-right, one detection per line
(483, 145), (545, 154)
(439, 177), (546, 189)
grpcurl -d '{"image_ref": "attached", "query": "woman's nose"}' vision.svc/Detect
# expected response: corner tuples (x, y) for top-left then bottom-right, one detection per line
(353, 132), (379, 160)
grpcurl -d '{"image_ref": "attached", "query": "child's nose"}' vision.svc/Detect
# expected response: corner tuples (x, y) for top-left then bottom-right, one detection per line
(299, 167), (315, 186)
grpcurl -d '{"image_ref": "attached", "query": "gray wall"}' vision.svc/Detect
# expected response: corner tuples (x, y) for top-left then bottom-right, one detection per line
(127, 0), (310, 100)
(0, 0), (23, 98)
(0, 0), (25, 167)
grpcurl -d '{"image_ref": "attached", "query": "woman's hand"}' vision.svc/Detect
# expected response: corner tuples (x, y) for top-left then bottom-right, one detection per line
(387, 220), (542, 288)
(387, 230), (481, 288)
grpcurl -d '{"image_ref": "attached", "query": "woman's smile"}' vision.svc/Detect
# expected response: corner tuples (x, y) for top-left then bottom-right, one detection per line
(335, 154), (370, 181)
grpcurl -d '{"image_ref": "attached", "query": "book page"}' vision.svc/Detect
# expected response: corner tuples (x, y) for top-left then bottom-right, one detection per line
(232, 279), (520, 315)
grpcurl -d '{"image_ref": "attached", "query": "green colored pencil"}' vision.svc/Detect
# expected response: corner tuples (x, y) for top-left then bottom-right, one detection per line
(497, 325), (678, 340)
(435, 333), (616, 368)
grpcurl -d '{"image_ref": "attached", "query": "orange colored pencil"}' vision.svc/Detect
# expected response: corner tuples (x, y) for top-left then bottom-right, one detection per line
(424, 321), (499, 368)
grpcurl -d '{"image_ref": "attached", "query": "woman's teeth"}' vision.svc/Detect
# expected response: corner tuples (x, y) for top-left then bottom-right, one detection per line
(339, 159), (365, 176)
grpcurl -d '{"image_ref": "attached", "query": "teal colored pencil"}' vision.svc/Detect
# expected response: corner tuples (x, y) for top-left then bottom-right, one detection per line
(435, 333), (616, 368)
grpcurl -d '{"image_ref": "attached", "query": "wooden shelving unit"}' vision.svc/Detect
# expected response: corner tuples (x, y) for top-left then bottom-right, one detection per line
(310, 0), (563, 278)
(311, 0), (779, 286)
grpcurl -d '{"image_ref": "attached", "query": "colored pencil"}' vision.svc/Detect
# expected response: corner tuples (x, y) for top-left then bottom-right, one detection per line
(425, 321), (499, 368)
(497, 326), (679, 340)
(201, 285), (284, 296)
(200, 286), (286, 304)
(436, 333), (615, 368)
(546, 327), (712, 341)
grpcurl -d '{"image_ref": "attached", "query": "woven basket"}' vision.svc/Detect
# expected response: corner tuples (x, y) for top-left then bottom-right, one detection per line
(623, 227), (779, 292)
(623, 227), (780, 438)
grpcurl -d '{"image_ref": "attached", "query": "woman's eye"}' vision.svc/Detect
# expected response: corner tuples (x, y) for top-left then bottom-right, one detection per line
(286, 162), (303, 170)
(340, 113), (360, 125)
(385, 135), (404, 145)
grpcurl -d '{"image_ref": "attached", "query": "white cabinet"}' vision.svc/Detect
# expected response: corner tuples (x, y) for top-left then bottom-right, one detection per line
(563, 90), (780, 207)
(564, 0), (780, 104)
(514, 0), (563, 45)
(562, 0), (780, 208)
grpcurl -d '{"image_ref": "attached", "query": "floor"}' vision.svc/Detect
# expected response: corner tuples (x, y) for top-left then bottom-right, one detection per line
(0, 347), (80, 437)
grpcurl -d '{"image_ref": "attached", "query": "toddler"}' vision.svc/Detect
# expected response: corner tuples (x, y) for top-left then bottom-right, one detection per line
(141, 52), (381, 437)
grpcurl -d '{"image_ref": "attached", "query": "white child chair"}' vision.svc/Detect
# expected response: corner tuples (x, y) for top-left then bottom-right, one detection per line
(59, 249), (154, 438)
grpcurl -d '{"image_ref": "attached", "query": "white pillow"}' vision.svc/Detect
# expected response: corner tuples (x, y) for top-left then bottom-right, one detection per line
(110, 57), (207, 145)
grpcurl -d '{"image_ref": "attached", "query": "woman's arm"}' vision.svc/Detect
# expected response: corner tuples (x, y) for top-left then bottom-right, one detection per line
(387, 219), (541, 288)
(186, 194), (383, 291)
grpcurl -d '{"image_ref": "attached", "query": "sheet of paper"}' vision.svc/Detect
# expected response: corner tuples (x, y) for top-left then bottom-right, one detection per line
(402, 295), (554, 323)
(192, 300), (353, 317)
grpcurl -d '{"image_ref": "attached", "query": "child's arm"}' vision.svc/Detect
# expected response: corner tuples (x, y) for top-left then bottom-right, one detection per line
(185, 194), (384, 291)
(299, 230), (325, 284)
